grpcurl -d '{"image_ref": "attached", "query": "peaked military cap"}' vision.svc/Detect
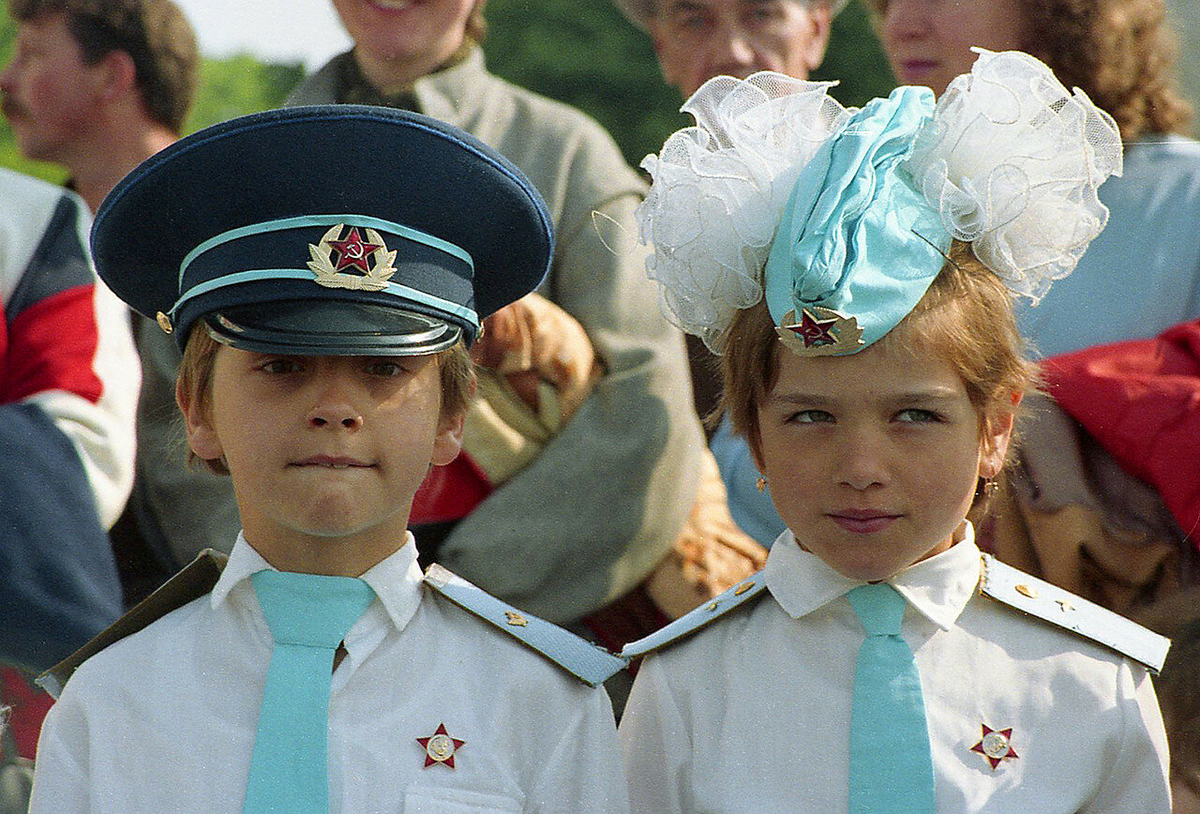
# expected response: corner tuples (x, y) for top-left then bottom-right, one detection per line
(91, 105), (553, 355)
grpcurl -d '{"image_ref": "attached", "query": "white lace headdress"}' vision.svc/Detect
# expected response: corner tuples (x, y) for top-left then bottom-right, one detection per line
(636, 49), (1123, 355)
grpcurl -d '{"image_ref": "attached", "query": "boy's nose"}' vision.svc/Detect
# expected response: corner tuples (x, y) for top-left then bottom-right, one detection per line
(307, 377), (363, 430)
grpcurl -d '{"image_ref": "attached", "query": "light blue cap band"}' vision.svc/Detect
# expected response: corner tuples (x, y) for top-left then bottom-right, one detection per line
(169, 213), (479, 331)
(168, 268), (480, 330)
(764, 86), (951, 355)
(180, 214), (474, 288)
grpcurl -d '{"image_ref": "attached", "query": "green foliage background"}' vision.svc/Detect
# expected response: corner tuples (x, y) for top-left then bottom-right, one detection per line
(0, 0), (895, 180)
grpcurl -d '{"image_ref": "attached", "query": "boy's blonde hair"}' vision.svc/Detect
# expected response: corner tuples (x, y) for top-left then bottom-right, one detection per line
(177, 324), (476, 475)
(719, 240), (1038, 492)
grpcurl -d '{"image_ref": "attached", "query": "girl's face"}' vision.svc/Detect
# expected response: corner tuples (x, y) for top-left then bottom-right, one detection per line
(877, 0), (1026, 95)
(755, 328), (1013, 581)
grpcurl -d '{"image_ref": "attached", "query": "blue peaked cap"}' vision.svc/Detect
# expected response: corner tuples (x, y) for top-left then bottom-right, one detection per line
(91, 105), (553, 355)
(764, 86), (951, 355)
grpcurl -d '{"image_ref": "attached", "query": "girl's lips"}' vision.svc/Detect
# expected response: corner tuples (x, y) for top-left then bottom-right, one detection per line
(828, 511), (902, 534)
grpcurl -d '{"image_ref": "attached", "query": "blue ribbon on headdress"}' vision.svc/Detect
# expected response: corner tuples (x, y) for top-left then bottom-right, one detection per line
(764, 86), (952, 354)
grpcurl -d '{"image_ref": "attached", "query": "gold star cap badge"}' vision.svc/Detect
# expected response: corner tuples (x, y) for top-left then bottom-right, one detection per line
(307, 223), (397, 291)
(775, 307), (864, 357)
(971, 723), (1019, 770)
(417, 723), (465, 769)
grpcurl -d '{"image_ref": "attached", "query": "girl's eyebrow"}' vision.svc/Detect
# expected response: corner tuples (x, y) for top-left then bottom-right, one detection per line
(766, 388), (963, 406)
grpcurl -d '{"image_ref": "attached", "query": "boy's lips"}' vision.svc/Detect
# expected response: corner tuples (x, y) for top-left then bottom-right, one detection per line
(291, 454), (373, 469)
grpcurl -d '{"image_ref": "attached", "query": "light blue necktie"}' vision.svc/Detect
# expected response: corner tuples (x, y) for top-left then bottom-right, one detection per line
(846, 583), (935, 813)
(243, 570), (375, 814)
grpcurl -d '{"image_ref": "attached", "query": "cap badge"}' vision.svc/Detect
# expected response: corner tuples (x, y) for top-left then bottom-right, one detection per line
(308, 224), (397, 291)
(970, 723), (1019, 770)
(776, 307), (864, 356)
(417, 723), (465, 769)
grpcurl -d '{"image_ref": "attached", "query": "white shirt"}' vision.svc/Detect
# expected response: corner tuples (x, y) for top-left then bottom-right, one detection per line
(619, 528), (1171, 812)
(31, 534), (629, 813)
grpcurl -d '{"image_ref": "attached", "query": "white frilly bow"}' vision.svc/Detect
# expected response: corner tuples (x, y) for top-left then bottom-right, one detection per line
(636, 49), (1123, 352)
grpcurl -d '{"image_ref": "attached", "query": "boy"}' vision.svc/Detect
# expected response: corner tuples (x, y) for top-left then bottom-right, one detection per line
(30, 105), (629, 812)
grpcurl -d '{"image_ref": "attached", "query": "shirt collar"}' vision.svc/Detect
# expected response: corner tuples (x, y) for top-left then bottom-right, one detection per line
(211, 531), (425, 634)
(764, 523), (982, 631)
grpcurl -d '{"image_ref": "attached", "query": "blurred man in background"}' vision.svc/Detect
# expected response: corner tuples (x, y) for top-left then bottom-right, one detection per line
(0, 0), (197, 789)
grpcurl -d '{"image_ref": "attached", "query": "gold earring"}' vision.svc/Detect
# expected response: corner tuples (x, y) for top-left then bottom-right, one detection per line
(756, 476), (768, 493)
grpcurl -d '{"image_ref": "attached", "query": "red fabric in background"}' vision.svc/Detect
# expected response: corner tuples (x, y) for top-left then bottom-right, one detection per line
(1043, 320), (1200, 545)
(408, 452), (494, 524)
(1, 667), (53, 759)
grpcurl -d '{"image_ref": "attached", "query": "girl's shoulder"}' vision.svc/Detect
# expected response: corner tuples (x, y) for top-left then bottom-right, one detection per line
(977, 554), (1170, 673)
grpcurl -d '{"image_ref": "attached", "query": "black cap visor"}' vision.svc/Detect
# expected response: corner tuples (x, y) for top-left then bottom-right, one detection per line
(204, 300), (461, 356)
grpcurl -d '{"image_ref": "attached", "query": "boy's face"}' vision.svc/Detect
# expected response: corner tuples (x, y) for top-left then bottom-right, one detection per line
(754, 331), (1011, 582)
(180, 345), (464, 576)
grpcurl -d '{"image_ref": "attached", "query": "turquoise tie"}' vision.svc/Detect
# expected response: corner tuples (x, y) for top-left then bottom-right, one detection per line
(243, 570), (375, 814)
(846, 583), (935, 813)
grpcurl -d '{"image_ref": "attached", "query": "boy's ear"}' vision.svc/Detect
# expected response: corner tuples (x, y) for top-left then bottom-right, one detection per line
(431, 406), (466, 467)
(176, 377), (224, 462)
(979, 391), (1022, 479)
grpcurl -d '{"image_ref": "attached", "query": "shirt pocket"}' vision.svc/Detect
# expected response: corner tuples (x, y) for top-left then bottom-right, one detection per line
(403, 786), (524, 813)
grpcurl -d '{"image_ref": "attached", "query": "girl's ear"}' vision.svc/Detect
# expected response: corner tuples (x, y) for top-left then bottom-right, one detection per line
(979, 391), (1022, 479)
(176, 377), (223, 462)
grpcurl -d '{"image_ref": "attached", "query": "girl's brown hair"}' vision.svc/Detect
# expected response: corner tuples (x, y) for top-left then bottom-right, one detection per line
(719, 240), (1038, 476)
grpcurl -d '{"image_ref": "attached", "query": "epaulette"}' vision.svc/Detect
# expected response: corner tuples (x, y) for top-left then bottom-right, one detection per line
(422, 564), (627, 687)
(619, 571), (768, 661)
(37, 549), (229, 698)
(979, 554), (1171, 673)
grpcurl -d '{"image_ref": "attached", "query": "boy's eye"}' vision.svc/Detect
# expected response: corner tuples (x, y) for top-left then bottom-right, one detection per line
(259, 359), (300, 375)
(364, 360), (405, 377)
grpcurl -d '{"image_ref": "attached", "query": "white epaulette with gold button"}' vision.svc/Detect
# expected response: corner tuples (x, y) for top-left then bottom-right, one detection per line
(422, 564), (627, 687)
(979, 554), (1171, 673)
(619, 572), (769, 661)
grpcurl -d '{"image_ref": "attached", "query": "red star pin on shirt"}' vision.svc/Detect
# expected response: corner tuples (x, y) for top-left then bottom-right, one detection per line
(417, 723), (465, 769)
(971, 723), (1019, 770)
(327, 226), (381, 273)
(786, 308), (838, 348)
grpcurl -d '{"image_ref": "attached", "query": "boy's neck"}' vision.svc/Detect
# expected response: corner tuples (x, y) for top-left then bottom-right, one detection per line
(243, 526), (412, 578)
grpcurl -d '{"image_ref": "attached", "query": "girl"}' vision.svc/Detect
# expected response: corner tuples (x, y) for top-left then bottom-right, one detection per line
(618, 50), (1172, 811)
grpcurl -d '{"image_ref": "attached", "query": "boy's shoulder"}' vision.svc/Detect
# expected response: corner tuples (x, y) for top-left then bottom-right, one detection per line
(421, 564), (627, 687)
(38, 549), (228, 697)
(618, 572), (770, 662)
(977, 554), (1171, 673)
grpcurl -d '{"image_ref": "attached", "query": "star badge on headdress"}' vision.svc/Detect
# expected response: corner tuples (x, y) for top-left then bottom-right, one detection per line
(417, 723), (465, 769)
(775, 307), (864, 357)
(308, 223), (397, 291)
(971, 723), (1019, 770)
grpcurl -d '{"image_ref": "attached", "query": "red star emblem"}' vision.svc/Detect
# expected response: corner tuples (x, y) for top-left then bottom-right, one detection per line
(971, 724), (1019, 770)
(785, 308), (838, 348)
(327, 226), (381, 273)
(417, 723), (465, 769)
